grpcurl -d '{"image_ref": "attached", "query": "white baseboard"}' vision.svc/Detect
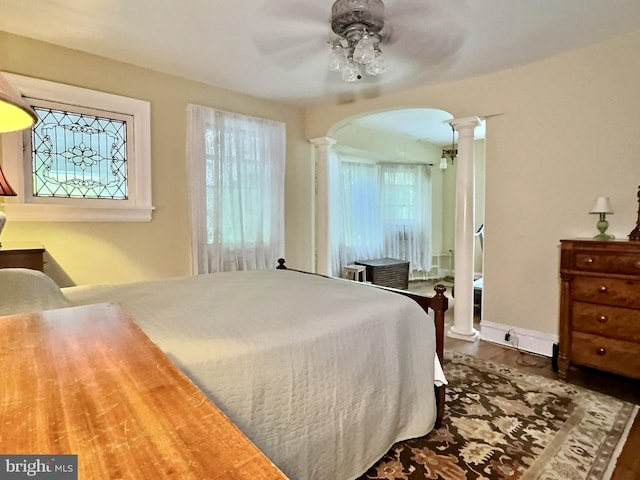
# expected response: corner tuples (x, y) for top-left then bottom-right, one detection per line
(480, 320), (558, 358)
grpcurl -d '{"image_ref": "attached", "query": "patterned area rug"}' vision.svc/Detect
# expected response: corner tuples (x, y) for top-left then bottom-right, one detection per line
(358, 352), (638, 480)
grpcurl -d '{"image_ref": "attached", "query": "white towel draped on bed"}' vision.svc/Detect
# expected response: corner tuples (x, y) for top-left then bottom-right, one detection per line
(63, 269), (440, 480)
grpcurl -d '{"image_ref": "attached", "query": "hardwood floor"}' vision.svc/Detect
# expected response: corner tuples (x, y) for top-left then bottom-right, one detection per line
(408, 280), (640, 480)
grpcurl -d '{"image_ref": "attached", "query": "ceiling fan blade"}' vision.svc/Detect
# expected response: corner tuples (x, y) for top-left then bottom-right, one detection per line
(384, 0), (433, 19)
(254, 1), (329, 26)
(253, 32), (331, 69)
(383, 1), (468, 66)
(251, 0), (331, 68)
(254, 30), (328, 55)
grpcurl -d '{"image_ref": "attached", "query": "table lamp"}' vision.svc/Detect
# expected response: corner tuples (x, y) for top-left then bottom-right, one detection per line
(590, 196), (614, 240)
(0, 71), (37, 246)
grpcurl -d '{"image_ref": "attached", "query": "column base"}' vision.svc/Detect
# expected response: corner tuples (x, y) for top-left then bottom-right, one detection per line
(447, 326), (480, 342)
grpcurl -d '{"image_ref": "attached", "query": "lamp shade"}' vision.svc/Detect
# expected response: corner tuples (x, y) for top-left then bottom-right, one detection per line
(590, 196), (613, 214)
(0, 72), (37, 133)
(0, 165), (17, 197)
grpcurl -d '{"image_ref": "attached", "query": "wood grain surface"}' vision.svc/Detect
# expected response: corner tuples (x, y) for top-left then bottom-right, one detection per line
(0, 303), (288, 479)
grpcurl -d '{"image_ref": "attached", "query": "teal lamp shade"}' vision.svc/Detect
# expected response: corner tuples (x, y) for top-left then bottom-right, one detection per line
(590, 196), (614, 240)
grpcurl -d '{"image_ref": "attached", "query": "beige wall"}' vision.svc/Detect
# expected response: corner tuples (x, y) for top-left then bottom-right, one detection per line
(0, 32), (312, 286)
(305, 29), (640, 339)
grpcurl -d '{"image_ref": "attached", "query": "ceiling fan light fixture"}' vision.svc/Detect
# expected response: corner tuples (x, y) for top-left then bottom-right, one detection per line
(329, 0), (386, 81)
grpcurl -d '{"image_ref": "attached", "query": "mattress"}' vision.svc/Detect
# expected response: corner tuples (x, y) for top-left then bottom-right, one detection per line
(63, 269), (439, 480)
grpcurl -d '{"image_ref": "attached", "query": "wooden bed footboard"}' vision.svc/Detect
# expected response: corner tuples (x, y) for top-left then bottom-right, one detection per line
(388, 285), (447, 428)
(276, 259), (448, 428)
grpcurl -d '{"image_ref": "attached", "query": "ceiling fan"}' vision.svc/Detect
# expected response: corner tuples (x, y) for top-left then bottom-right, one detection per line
(253, 0), (467, 98)
(327, 0), (388, 81)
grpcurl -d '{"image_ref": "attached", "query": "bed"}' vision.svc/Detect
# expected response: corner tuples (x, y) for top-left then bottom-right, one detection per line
(0, 266), (447, 480)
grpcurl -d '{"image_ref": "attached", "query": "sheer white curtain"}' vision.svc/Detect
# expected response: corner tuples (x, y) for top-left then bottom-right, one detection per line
(187, 105), (285, 274)
(380, 164), (432, 276)
(330, 155), (432, 279)
(330, 156), (383, 275)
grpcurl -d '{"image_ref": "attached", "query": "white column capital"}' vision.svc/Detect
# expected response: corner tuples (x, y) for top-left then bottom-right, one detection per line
(448, 116), (482, 133)
(309, 137), (337, 149)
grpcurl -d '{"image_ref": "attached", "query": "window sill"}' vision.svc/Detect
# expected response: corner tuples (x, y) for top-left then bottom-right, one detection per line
(1, 203), (155, 222)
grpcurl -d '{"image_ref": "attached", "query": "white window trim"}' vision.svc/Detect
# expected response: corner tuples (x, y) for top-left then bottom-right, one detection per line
(1, 73), (153, 222)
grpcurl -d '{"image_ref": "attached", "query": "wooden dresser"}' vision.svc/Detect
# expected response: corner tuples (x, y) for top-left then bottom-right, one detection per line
(0, 303), (288, 480)
(355, 258), (410, 289)
(559, 239), (640, 381)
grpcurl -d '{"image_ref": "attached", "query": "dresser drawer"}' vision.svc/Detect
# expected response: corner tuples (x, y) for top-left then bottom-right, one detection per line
(571, 331), (640, 380)
(572, 301), (640, 341)
(573, 251), (640, 276)
(572, 276), (640, 308)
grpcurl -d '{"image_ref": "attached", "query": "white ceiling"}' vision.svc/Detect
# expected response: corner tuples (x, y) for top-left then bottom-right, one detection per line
(1, 1), (639, 144)
(345, 108), (485, 145)
(2, 0), (640, 109)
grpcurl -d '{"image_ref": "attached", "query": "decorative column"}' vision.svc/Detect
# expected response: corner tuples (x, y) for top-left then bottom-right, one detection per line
(448, 116), (482, 342)
(309, 137), (336, 276)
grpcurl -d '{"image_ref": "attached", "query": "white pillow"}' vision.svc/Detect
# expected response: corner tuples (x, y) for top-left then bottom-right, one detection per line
(0, 268), (71, 316)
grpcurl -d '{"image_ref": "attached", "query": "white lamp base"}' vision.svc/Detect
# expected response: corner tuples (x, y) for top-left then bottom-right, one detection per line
(0, 210), (7, 247)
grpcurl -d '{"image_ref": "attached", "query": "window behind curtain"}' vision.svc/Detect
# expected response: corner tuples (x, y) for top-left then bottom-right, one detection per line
(187, 105), (285, 273)
(330, 157), (383, 275)
(380, 164), (432, 273)
(330, 157), (432, 278)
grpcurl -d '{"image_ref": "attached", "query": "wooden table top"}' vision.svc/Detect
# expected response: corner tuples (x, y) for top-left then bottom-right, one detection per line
(0, 241), (44, 253)
(0, 303), (288, 479)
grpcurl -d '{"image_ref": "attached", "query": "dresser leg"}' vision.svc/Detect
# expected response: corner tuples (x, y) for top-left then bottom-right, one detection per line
(558, 355), (569, 380)
(551, 342), (559, 372)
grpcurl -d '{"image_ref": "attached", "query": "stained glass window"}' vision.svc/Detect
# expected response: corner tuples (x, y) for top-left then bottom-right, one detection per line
(1, 73), (152, 222)
(31, 105), (129, 200)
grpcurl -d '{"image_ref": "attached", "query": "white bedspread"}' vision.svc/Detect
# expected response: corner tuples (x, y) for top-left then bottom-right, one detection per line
(63, 269), (438, 480)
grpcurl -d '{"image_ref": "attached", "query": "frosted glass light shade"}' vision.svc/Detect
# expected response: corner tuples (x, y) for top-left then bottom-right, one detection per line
(365, 51), (386, 75)
(328, 45), (347, 71)
(353, 36), (375, 64)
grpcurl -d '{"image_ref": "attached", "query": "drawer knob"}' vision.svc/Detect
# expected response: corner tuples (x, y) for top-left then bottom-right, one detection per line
(598, 285), (608, 294)
(596, 315), (608, 323)
(635, 260), (640, 269)
(596, 347), (606, 356)
(583, 257), (594, 265)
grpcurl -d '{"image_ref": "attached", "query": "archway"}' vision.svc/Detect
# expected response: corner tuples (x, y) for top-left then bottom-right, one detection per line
(314, 107), (485, 341)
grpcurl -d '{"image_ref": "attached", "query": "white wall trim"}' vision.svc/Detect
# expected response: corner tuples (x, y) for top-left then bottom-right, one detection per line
(480, 320), (558, 357)
(0, 203), (154, 222)
(1, 73), (153, 222)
